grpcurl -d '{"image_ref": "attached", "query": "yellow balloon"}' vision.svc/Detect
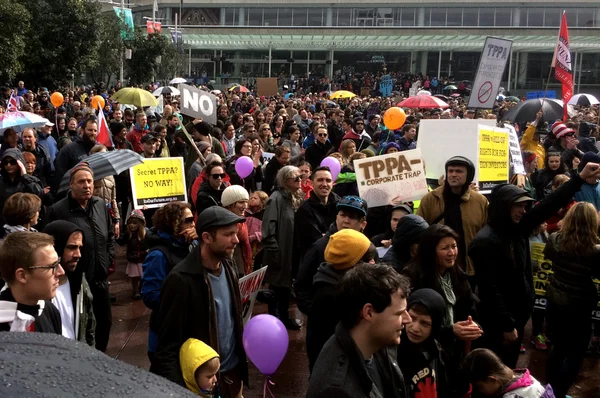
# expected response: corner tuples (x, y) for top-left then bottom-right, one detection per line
(383, 107), (407, 130)
(91, 95), (105, 110)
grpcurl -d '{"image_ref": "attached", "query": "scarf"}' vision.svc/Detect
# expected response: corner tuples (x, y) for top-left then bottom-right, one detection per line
(438, 272), (456, 327)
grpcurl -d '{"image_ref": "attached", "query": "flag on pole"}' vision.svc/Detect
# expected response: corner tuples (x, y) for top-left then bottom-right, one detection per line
(97, 108), (114, 148)
(552, 12), (573, 120)
(7, 90), (20, 111)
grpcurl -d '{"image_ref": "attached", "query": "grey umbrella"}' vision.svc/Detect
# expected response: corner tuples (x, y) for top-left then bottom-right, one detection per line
(58, 149), (144, 193)
(0, 332), (196, 397)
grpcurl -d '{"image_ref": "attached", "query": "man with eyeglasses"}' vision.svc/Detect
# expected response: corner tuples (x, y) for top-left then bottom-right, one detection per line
(305, 126), (334, 170)
(46, 163), (115, 352)
(44, 220), (95, 346)
(296, 195), (369, 317)
(239, 122), (257, 140)
(0, 231), (64, 334)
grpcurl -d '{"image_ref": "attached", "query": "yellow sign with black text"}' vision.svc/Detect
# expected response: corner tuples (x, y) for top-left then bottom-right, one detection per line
(478, 127), (509, 192)
(129, 157), (187, 209)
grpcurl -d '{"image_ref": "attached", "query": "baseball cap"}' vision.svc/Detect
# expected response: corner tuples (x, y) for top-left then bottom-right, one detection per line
(196, 207), (245, 234)
(513, 195), (535, 203)
(141, 133), (159, 144)
(336, 195), (368, 217)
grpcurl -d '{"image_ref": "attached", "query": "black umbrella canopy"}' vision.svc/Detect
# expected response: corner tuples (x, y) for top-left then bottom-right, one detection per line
(0, 332), (197, 397)
(500, 98), (564, 124)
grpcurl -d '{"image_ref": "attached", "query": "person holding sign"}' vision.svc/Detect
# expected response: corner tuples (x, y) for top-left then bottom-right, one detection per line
(543, 202), (600, 398)
(468, 161), (600, 369)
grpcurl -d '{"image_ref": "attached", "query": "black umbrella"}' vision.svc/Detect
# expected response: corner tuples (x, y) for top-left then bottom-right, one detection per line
(500, 98), (564, 123)
(0, 332), (196, 397)
(58, 149), (144, 193)
(433, 94), (448, 101)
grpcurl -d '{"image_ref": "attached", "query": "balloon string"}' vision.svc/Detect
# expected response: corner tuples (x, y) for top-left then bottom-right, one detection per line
(263, 375), (276, 398)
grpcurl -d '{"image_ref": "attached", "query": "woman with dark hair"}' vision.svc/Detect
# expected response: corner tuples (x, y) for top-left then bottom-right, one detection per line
(531, 152), (568, 200)
(544, 202), (600, 397)
(225, 138), (263, 192)
(402, 224), (481, 348)
(195, 162), (230, 216)
(0, 128), (19, 157)
(271, 114), (285, 137)
(232, 112), (244, 135)
(141, 201), (198, 364)
(282, 125), (304, 165)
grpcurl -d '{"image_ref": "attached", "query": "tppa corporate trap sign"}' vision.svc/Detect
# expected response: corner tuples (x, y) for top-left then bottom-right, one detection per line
(468, 37), (513, 109)
(478, 125), (510, 192)
(130, 157), (187, 209)
(355, 148), (428, 208)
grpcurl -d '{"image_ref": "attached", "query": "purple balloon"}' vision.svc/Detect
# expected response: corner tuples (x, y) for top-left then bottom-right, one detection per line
(235, 155), (254, 179)
(320, 156), (342, 180)
(243, 314), (289, 375)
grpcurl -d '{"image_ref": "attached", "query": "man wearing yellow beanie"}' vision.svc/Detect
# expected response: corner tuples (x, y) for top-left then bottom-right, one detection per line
(306, 229), (376, 371)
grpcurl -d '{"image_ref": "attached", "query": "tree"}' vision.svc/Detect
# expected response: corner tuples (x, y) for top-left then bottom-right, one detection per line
(126, 31), (175, 85)
(17, 0), (102, 88)
(0, 0), (31, 83)
(89, 11), (125, 86)
(156, 42), (185, 83)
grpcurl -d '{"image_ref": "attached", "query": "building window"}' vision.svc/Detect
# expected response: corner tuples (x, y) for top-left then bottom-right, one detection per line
(495, 8), (511, 26)
(279, 8), (292, 26)
(248, 8), (263, 26)
(307, 8), (323, 26)
(578, 8), (595, 27)
(526, 8), (544, 27)
(479, 8), (494, 26)
(544, 9), (561, 27)
(447, 8), (462, 26)
(463, 8), (478, 26)
(337, 8), (352, 26)
(263, 8), (278, 26)
(400, 8), (416, 26)
(293, 8), (308, 26)
(566, 9), (577, 27)
(224, 8), (236, 25)
(430, 8), (446, 27)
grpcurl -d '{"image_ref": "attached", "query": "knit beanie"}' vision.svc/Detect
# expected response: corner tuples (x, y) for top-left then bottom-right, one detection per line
(195, 121), (213, 136)
(578, 151), (600, 172)
(551, 122), (575, 138)
(126, 209), (146, 225)
(196, 141), (212, 155)
(70, 161), (94, 182)
(221, 185), (249, 208)
(109, 121), (126, 137)
(407, 288), (446, 336)
(325, 229), (371, 270)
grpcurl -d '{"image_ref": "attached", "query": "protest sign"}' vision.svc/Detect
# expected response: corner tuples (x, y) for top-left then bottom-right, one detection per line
(417, 119), (496, 181)
(468, 37), (513, 109)
(354, 148), (428, 208)
(239, 267), (268, 325)
(526, 90), (556, 100)
(504, 124), (525, 175)
(257, 78), (279, 96)
(261, 151), (274, 164)
(130, 157), (187, 209)
(531, 242), (600, 320)
(380, 75), (393, 97)
(179, 84), (217, 125)
(478, 125), (509, 192)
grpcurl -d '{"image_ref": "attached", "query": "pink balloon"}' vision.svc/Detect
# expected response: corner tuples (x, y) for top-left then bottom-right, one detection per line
(320, 156), (341, 180)
(242, 314), (289, 375)
(235, 155), (254, 179)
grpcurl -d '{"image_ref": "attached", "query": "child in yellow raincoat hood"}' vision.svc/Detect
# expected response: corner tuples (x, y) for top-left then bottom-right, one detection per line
(180, 338), (221, 397)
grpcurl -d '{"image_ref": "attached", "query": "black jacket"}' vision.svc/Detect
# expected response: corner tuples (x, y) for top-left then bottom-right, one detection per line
(46, 194), (115, 283)
(150, 245), (248, 387)
(53, 137), (94, 191)
(262, 157), (284, 194)
(307, 323), (408, 398)
(306, 263), (343, 371)
(544, 233), (600, 309)
(295, 223), (337, 315)
(0, 170), (44, 228)
(305, 141), (334, 171)
(469, 176), (584, 333)
(294, 190), (340, 256)
(397, 339), (450, 398)
(225, 155), (264, 193)
(328, 121), (344, 151)
(195, 180), (228, 216)
(0, 289), (62, 334)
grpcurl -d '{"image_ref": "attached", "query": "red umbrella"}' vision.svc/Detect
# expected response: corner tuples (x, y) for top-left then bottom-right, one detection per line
(397, 95), (449, 109)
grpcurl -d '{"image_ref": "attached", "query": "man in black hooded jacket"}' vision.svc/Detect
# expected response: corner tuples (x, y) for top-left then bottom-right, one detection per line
(468, 160), (600, 368)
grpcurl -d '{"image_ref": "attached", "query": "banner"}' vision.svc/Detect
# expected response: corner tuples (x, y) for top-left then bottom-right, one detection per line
(380, 75), (393, 97)
(354, 148), (428, 208)
(239, 267), (268, 325)
(504, 124), (525, 175)
(417, 119), (496, 181)
(531, 242), (600, 320)
(552, 12), (573, 120)
(113, 7), (134, 40)
(526, 90), (556, 100)
(146, 21), (162, 34)
(179, 84), (217, 125)
(130, 157), (187, 209)
(468, 37), (513, 109)
(478, 126), (510, 192)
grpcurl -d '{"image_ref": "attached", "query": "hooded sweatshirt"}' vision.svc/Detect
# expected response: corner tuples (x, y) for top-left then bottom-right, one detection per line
(382, 215), (429, 272)
(180, 338), (220, 397)
(501, 369), (555, 398)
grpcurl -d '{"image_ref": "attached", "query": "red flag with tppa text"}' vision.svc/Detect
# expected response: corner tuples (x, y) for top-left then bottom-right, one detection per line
(552, 12), (573, 120)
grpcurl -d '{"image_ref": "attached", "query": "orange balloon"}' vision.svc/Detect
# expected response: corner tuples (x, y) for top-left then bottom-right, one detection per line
(383, 107), (407, 131)
(91, 95), (105, 110)
(50, 92), (64, 108)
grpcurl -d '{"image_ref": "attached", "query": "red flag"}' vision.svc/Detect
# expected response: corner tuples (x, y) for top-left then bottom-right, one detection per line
(97, 108), (114, 148)
(7, 90), (20, 111)
(552, 12), (573, 120)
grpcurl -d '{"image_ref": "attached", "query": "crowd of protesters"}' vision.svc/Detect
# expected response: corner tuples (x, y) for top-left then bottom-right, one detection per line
(0, 79), (599, 398)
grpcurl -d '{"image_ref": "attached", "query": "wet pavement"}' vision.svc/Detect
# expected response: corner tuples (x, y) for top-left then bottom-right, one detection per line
(106, 246), (599, 397)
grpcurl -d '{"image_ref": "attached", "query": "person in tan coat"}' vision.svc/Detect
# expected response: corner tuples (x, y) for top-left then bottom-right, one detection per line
(417, 156), (488, 281)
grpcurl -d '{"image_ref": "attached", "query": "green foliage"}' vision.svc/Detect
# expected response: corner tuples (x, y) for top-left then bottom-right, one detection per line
(0, 0), (31, 82)
(89, 11), (126, 86)
(17, 0), (102, 87)
(126, 31), (180, 85)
